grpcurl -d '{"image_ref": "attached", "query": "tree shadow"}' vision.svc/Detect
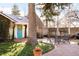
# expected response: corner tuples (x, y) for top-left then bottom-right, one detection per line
(17, 44), (34, 56)
(0, 41), (17, 55)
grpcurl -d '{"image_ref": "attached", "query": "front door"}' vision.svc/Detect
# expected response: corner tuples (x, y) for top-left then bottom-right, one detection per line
(17, 25), (22, 39)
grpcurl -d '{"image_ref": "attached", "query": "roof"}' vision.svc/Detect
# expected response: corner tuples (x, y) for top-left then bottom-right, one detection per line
(0, 12), (44, 28)
(0, 12), (16, 22)
(6, 14), (28, 24)
(0, 12), (28, 24)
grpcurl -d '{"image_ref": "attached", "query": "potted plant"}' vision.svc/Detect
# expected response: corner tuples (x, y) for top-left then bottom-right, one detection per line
(33, 47), (42, 56)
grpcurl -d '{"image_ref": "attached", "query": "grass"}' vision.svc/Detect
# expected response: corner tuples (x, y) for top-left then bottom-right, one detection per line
(0, 41), (54, 56)
(0, 41), (25, 56)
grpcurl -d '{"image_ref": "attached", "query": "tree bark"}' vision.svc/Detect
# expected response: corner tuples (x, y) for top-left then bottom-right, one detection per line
(56, 16), (60, 36)
(28, 3), (37, 46)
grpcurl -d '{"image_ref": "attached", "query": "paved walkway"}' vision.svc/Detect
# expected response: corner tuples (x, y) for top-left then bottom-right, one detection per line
(14, 38), (27, 43)
(43, 44), (79, 56)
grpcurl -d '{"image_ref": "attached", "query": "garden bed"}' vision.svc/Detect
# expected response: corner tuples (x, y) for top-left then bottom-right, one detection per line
(0, 41), (54, 56)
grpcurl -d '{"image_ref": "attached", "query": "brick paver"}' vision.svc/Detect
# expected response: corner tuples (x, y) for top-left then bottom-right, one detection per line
(14, 38), (27, 43)
(43, 44), (79, 56)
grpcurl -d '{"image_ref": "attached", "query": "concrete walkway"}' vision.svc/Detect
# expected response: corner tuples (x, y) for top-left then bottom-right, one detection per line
(43, 44), (79, 56)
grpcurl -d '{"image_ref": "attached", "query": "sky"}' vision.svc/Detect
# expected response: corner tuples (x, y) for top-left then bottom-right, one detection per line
(0, 3), (28, 16)
(0, 3), (41, 17)
(0, 0), (79, 3)
(0, 3), (79, 17)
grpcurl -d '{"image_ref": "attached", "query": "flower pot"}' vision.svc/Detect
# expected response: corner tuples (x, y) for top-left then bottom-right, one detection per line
(33, 47), (42, 56)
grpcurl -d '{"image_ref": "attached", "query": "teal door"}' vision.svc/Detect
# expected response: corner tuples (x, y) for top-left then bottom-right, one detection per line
(17, 25), (22, 39)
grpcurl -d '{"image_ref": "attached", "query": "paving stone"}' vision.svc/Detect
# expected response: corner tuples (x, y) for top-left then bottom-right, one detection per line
(43, 44), (79, 56)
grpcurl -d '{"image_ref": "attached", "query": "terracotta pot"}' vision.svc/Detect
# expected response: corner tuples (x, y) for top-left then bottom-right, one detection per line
(33, 47), (42, 56)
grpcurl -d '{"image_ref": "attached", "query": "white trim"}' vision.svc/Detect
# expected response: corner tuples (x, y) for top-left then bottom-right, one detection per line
(15, 22), (27, 25)
(14, 25), (17, 38)
(22, 25), (25, 38)
(27, 23), (29, 37)
(0, 12), (16, 22)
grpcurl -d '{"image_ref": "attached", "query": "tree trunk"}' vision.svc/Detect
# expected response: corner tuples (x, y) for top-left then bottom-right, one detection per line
(68, 19), (70, 35)
(56, 16), (60, 36)
(68, 6), (71, 35)
(46, 19), (48, 28)
(45, 19), (49, 37)
(28, 3), (37, 46)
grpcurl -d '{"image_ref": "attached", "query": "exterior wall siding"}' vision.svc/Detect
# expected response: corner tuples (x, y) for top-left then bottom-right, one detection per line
(47, 28), (79, 36)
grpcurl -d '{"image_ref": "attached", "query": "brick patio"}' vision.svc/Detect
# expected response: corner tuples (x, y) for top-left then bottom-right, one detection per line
(14, 38), (27, 43)
(43, 44), (79, 56)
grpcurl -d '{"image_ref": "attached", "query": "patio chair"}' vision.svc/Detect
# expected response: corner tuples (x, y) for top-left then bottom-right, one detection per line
(63, 35), (70, 44)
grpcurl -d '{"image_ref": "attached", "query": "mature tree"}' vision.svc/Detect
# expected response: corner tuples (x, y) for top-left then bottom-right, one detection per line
(42, 3), (71, 26)
(36, 3), (71, 43)
(27, 3), (37, 46)
(27, 3), (71, 45)
(11, 4), (20, 16)
(42, 3), (71, 35)
(66, 10), (79, 35)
